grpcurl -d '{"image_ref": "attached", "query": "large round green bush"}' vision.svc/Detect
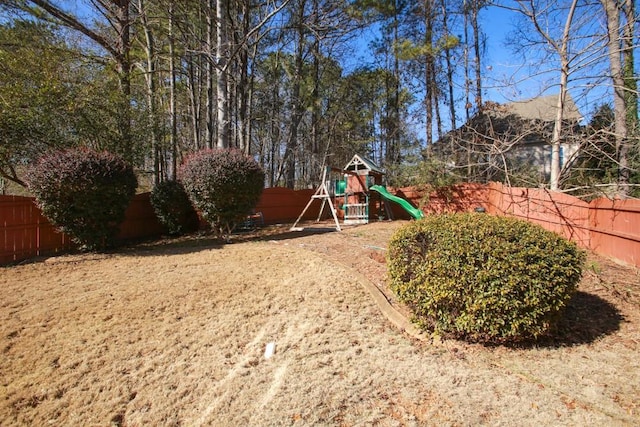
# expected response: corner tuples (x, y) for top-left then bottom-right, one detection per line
(179, 149), (264, 240)
(150, 180), (199, 236)
(26, 148), (138, 250)
(387, 213), (585, 343)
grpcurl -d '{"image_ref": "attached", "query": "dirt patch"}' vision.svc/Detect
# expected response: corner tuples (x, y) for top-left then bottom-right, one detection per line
(1, 221), (638, 426)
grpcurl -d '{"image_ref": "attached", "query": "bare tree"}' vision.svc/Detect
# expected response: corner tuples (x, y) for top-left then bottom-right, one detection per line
(205, 0), (216, 149)
(280, 0), (307, 188)
(601, 0), (630, 196)
(436, 101), (582, 187)
(215, 0), (230, 148)
(134, 0), (162, 183)
(468, 0), (483, 110)
(440, 0), (457, 132)
(622, 0), (637, 131)
(167, 0), (178, 179)
(501, 0), (578, 191)
(492, 0), (624, 192)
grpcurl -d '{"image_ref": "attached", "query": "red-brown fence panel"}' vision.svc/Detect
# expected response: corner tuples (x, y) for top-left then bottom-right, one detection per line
(1, 195), (73, 264)
(255, 187), (320, 224)
(1, 193), (164, 265)
(385, 183), (639, 268)
(589, 198), (640, 268)
(487, 182), (591, 248)
(117, 193), (166, 240)
(383, 184), (487, 220)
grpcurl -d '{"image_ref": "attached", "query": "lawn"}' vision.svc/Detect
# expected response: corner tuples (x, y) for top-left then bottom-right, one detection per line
(1, 221), (638, 426)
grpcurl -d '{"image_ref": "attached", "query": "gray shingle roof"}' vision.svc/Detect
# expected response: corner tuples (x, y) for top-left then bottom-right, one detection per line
(505, 94), (583, 122)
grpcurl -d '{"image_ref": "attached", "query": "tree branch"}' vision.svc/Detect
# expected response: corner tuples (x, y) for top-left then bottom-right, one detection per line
(26, 0), (120, 60)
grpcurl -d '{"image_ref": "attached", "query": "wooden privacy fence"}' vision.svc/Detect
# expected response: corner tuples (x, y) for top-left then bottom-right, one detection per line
(0, 188), (321, 265)
(2, 184), (640, 268)
(1, 195), (74, 265)
(396, 182), (640, 269)
(1, 193), (165, 265)
(485, 182), (640, 269)
(255, 187), (319, 224)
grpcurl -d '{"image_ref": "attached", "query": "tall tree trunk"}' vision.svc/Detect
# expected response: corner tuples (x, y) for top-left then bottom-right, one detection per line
(187, 53), (202, 150)
(601, 0), (629, 196)
(434, 64), (443, 141)
(549, 0), (578, 191)
(115, 1), (133, 161)
(463, 0), (472, 176)
(137, 0), (160, 185)
(236, 0), (251, 153)
(216, 0), (230, 149)
(424, 0), (434, 153)
(268, 59), (281, 186)
(441, 0), (456, 132)
(622, 0), (638, 132)
(281, 0), (307, 188)
(471, 0), (482, 109)
(391, 0), (400, 165)
(168, 0), (178, 179)
(206, 0), (215, 149)
(310, 0), (320, 181)
(245, 43), (258, 156)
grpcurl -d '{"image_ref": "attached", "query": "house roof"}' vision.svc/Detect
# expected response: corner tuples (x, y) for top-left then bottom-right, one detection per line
(432, 94), (585, 154)
(343, 154), (385, 175)
(504, 94), (583, 122)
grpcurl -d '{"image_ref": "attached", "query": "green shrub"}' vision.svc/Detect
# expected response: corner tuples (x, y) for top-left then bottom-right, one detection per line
(26, 148), (137, 250)
(150, 180), (199, 236)
(387, 213), (585, 343)
(179, 148), (264, 240)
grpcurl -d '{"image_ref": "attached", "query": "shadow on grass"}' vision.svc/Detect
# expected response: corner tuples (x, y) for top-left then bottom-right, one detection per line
(509, 291), (624, 349)
(118, 224), (337, 258)
(253, 227), (337, 242)
(545, 291), (624, 347)
(421, 291), (624, 349)
(120, 234), (225, 257)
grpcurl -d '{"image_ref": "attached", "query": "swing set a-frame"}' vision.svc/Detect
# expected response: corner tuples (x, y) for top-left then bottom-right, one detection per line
(290, 166), (342, 232)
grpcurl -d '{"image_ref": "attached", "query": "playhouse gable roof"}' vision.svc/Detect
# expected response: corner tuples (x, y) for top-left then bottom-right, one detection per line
(343, 154), (384, 175)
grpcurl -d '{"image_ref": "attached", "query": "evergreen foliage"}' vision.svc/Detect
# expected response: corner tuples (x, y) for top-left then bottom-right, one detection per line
(179, 149), (264, 241)
(150, 180), (199, 236)
(387, 158), (463, 188)
(0, 20), (146, 187)
(1, 3), (636, 193)
(387, 213), (585, 343)
(26, 148), (137, 250)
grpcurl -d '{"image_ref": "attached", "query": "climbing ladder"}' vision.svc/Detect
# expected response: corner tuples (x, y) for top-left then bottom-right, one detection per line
(343, 201), (368, 224)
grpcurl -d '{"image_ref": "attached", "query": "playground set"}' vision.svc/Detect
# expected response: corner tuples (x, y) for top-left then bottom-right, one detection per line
(290, 154), (424, 231)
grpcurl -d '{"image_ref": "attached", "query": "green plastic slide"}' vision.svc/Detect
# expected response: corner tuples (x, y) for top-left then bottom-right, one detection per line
(370, 185), (424, 220)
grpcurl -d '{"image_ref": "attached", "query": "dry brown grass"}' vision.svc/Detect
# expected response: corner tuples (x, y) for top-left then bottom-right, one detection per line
(1, 221), (638, 426)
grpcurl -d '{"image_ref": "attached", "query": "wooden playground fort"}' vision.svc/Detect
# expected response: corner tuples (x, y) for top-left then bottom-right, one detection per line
(291, 154), (423, 231)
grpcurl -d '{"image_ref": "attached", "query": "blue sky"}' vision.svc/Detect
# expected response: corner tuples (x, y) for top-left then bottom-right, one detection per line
(481, 6), (583, 104)
(477, 4), (626, 124)
(344, 2), (629, 134)
(344, 5), (551, 137)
